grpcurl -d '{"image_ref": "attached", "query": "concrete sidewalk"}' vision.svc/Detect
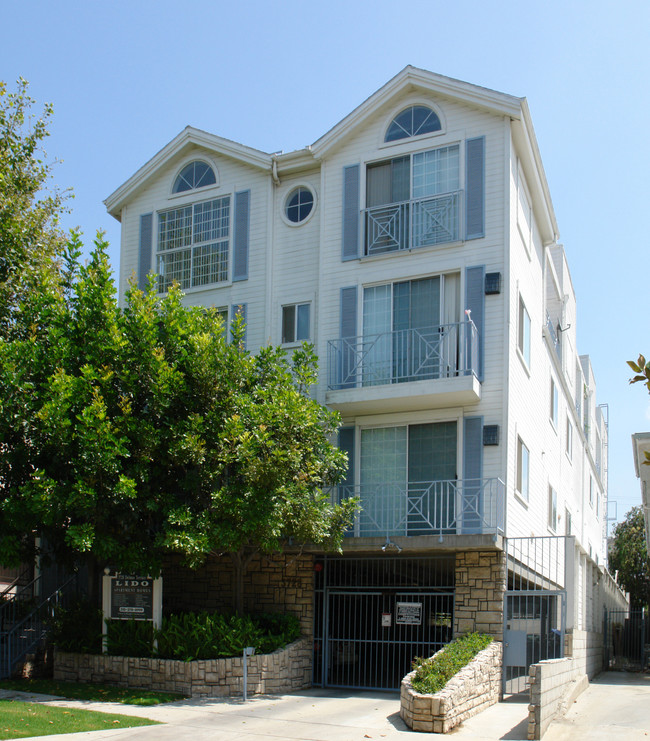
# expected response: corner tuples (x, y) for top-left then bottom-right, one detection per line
(1, 671), (648, 741)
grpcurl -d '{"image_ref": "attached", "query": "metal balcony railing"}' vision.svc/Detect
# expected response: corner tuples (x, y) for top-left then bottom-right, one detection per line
(364, 191), (462, 255)
(331, 477), (505, 539)
(545, 311), (562, 362)
(328, 321), (479, 391)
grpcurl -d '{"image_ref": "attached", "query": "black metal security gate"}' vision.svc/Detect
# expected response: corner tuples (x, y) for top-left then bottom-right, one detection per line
(604, 608), (649, 671)
(313, 556), (454, 690)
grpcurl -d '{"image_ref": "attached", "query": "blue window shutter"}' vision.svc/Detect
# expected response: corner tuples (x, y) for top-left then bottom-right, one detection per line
(342, 165), (360, 260)
(465, 265), (485, 381)
(138, 213), (153, 290)
(465, 137), (485, 240)
(232, 190), (250, 282)
(338, 286), (358, 388)
(462, 416), (484, 533)
(231, 303), (247, 347)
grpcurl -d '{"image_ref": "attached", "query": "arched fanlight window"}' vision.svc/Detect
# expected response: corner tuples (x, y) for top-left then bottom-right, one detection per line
(172, 161), (217, 193)
(385, 106), (441, 142)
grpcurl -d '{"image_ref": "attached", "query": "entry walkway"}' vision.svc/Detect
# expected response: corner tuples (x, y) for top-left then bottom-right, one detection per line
(1, 671), (649, 740)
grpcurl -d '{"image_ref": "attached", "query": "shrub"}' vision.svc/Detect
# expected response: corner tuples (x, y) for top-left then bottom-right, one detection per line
(411, 633), (492, 695)
(48, 600), (103, 654)
(49, 604), (301, 661)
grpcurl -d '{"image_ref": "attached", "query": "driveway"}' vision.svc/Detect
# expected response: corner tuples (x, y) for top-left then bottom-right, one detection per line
(2, 671), (649, 741)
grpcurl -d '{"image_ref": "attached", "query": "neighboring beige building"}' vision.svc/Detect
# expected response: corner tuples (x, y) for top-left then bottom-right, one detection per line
(632, 432), (650, 546)
(106, 67), (626, 691)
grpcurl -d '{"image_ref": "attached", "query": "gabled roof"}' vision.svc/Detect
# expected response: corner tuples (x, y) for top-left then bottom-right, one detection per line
(310, 65), (522, 158)
(104, 127), (273, 219)
(104, 66), (559, 240)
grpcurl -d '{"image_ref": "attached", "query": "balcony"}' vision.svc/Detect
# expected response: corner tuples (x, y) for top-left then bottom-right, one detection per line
(364, 191), (461, 255)
(332, 478), (505, 539)
(326, 322), (481, 414)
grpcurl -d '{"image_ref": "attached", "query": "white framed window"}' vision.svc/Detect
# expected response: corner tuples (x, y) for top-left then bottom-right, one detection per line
(282, 302), (310, 344)
(589, 476), (594, 508)
(157, 196), (230, 292)
(550, 377), (558, 428)
(385, 105), (442, 142)
(172, 160), (216, 194)
(516, 436), (530, 502)
(517, 163), (532, 253)
(284, 186), (315, 224)
(548, 486), (557, 532)
(566, 416), (573, 460)
(565, 508), (572, 536)
(518, 296), (531, 367)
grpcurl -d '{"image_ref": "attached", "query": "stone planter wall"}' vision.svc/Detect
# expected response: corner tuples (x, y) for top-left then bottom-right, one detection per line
(53, 638), (311, 698)
(400, 641), (502, 733)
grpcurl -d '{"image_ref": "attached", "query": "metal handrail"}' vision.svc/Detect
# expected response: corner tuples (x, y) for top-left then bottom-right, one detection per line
(0, 572), (78, 679)
(330, 477), (505, 538)
(364, 190), (462, 255)
(327, 321), (479, 390)
(0, 567), (32, 600)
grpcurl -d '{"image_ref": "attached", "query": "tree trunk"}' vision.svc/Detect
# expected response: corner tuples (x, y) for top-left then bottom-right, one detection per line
(230, 549), (256, 616)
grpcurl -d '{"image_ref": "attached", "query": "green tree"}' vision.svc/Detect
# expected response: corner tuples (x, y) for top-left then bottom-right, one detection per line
(0, 78), (68, 337)
(0, 234), (356, 612)
(608, 506), (650, 610)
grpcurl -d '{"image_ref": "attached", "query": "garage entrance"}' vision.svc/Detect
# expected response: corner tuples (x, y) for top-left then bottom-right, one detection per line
(313, 556), (455, 690)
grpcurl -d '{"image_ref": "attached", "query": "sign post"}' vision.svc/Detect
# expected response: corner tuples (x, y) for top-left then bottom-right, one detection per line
(102, 569), (163, 653)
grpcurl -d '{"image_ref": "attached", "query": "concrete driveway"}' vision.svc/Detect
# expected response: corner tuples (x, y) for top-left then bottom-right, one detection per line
(2, 671), (649, 741)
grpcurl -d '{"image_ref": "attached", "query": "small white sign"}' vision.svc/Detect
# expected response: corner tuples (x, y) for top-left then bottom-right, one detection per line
(381, 612), (392, 627)
(396, 602), (422, 625)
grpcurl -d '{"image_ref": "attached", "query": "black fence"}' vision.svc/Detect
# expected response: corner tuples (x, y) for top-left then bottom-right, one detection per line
(604, 608), (649, 671)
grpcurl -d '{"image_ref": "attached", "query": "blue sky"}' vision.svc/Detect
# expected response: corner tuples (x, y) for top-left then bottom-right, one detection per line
(2, 0), (648, 530)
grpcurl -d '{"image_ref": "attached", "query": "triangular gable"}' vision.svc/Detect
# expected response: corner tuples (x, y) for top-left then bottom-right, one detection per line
(310, 65), (523, 158)
(105, 126), (272, 219)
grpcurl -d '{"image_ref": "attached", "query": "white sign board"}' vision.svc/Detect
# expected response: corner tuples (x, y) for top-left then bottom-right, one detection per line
(396, 602), (422, 625)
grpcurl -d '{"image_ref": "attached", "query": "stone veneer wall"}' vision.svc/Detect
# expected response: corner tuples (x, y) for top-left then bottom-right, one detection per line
(454, 551), (506, 639)
(400, 641), (502, 733)
(162, 552), (314, 636)
(53, 638), (312, 698)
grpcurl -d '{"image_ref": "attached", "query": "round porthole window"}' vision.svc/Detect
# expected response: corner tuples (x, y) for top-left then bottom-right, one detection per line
(285, 186), (314, 224)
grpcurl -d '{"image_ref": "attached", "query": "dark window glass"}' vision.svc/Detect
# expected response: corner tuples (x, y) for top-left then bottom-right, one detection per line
(286, 187), (314, 223)
(385, 106), (441, 142)
(173, 161), (217, 193)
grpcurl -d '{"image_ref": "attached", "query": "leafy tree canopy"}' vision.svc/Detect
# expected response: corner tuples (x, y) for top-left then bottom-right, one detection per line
(0, 234), (357, 611)
(608, 506), (650, 610)
(0, 78), (68, 336)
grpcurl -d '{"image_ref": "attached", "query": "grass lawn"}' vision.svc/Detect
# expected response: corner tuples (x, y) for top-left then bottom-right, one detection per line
(0, 699), (159, 739)
(0, 678), (184, 706)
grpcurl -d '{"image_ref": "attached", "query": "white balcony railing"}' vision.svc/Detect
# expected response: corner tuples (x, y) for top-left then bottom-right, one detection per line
(331, 478), (505, 538)
(327, 321), (479, 391)
(364, 191), (461, 255)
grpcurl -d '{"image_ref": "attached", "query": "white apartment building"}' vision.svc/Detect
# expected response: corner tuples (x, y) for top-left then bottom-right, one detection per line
(105, 67), (623, 691)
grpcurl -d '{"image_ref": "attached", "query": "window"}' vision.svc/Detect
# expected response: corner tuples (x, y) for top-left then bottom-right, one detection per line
(385, 106), (441, 142)
(172, 161), (216, 193)
(365, 144), (460, 254)
(548, 486), (557, 532)
(360, 421), (457, 535)
(361, 273), (461, 385)
(550, 377), (558, 428)
(565, 508), (572, 536)
(518, 297), (531, 367)
(282, 303), (310, 343)
(157, 197), (230, 291)
(517, 164), (532, 250)
(566, 417), (573, 460)
(516, 436), (530, 501)
(589, 476), (594, 508)
(285, 187), (314, 224)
